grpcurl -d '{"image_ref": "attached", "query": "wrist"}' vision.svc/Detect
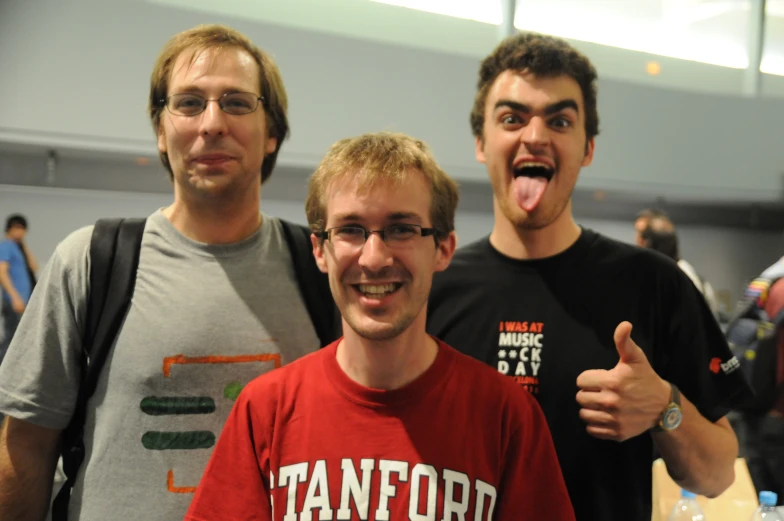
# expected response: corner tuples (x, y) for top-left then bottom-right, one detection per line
(660, 379), (672, 410)
(652, 381), (683, 432)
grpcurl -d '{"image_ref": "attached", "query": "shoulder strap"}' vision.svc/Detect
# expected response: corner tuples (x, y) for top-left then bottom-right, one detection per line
(278, 219), (340, 347)
(51, 217), (146, 521)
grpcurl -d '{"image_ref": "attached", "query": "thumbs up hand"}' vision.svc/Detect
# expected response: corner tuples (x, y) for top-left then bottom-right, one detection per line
(575, 321), (672, 442)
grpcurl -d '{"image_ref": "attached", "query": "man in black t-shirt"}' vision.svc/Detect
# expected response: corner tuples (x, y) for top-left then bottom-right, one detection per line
(426, 32), (752, 521)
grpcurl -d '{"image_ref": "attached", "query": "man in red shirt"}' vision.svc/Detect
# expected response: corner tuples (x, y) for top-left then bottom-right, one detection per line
(185, 132), (574, 521)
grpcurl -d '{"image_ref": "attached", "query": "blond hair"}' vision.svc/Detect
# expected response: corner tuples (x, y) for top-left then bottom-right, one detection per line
(306, 132), (459, 240)
(148, 24), (289, 183)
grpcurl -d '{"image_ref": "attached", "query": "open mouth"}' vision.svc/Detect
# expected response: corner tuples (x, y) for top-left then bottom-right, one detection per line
(353, 283), (403, 299)
(511, 162), (555, 213)
(513, 162), (554, 181)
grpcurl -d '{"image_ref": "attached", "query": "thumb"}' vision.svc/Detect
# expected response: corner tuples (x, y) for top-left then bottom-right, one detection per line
(614, 321), (640, 363)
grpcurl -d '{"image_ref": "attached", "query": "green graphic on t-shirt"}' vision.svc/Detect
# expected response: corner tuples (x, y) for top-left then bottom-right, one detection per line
(140, 396), (215, 415)
(223, 381), (244, 401)
(141, 431), (216, 450)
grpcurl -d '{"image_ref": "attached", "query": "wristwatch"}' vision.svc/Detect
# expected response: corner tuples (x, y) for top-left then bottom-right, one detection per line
(653, 382), (683, 432)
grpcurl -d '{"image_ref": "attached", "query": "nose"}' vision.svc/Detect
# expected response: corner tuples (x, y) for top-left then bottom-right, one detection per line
(357, 232), (394, 272)
(521, 116), (550, 150)
(198, 100), (229, 137)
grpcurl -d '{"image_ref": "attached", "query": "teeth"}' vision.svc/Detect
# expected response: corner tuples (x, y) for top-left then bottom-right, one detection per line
(518, 162), (552, 170)
(358, 284), (396, 294)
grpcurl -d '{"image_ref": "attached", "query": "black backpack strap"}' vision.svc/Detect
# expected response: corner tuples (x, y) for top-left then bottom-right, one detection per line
(278, 219), (340, 347)
(51, 218), (146, 521)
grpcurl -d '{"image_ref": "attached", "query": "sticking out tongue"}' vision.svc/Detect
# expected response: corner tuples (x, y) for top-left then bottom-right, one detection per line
(513, 175), (549, 213)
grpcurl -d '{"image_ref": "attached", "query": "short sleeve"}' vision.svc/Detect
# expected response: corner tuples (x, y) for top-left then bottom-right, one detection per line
(661, 270), (752, 422)
(0, 241), (13, 263)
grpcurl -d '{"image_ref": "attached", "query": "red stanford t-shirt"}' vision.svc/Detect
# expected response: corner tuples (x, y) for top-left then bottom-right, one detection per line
(186, 339), (574, 521)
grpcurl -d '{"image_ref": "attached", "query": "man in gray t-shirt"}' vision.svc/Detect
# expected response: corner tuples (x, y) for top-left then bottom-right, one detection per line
(0, 24), (338, 521)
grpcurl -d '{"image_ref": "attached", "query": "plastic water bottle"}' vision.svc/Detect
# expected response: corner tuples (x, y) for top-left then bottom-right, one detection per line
(750, 491), (782, 520)
(667, 489), (705, 521)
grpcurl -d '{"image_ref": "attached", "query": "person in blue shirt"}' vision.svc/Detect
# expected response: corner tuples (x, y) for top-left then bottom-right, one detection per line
(0, 214), (37, 365)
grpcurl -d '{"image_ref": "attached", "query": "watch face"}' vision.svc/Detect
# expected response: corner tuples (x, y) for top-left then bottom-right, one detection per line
(663, 406), (683, 430)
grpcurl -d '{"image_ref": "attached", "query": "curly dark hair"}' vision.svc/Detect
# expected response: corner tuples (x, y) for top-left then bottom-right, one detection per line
(470, 32), (599, 141)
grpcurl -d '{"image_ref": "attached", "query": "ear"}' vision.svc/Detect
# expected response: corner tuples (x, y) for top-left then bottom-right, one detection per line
(310, 233), (328, 274)
(434, 231), (457, 273)
(475, 136), (486, 164)
(582, 137), (595, 167)
(264, 136), (278, 156)
(157, 125), (167, 155)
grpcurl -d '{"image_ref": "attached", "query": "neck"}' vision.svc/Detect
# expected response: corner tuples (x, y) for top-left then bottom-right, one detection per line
(489, 199), (581, 260)
(336, 312), (438, 391)
(164, 185), (262, 244)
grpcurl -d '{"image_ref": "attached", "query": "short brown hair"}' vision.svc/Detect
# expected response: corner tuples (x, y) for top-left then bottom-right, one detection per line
(148, 24), (289, 183)
(636, 208), (670, 222)
(306, 132), (459, 241)
(470, 32), (599, 142)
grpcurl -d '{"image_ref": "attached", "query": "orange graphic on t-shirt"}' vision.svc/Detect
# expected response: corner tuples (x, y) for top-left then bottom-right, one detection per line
(158, 348), (281, 494)
(167, 469), (197, 494)
(162, 353), (281, 377)
(709, 357), (722, 374)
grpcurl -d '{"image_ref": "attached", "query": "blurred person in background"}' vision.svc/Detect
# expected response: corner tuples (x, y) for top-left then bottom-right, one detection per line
(0, 214), (37, 366)
(637, 209), (721, 320)
(726, 259), (784, 500)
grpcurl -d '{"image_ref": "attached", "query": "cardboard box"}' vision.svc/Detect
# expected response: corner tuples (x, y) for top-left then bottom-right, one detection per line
(652, 458), (759, 521)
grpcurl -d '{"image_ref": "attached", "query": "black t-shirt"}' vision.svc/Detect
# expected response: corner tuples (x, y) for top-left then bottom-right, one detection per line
(427, 228), (751, 521)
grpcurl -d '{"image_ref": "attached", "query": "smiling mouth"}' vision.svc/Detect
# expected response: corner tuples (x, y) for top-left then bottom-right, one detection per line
(353, 283), (403, 299)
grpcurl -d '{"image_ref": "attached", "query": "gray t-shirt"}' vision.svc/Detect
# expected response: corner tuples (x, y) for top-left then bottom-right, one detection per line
(0, 210), (321, 520)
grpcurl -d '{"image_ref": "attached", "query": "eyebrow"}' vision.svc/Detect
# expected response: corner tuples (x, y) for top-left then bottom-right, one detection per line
(387, 212), (422, 223)
(330, 211), (423, 226)
(170, 86), (205, 95)
(169, 86), (250, 96)
(494, 99), (579, 116)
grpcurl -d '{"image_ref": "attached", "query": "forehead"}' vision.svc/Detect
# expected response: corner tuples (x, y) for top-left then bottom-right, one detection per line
(169, 46), (260, 93)
(634, 217), (648, 230)
(324, 170), (432, 223)
(485, 70), (585, 113)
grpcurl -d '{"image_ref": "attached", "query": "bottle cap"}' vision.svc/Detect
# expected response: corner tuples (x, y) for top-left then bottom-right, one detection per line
(681, 489), (697, 499)
(760, 491), (778, 506)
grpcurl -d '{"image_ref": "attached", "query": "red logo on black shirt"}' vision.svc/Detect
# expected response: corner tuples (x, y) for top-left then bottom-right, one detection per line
(709, 356), (741, 375)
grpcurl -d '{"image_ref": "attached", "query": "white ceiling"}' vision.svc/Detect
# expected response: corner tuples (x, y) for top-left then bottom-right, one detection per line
(146, 0), (784, 97)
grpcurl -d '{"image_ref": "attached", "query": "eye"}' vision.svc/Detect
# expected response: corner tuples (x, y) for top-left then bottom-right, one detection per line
(550, 116), (572, 129)
(385, 224), (419, 241)
(501, 114), (523, 126)
(334, 226), (366, 239)
(223, 94), (254, 110)
(173, 95), (204, 109)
